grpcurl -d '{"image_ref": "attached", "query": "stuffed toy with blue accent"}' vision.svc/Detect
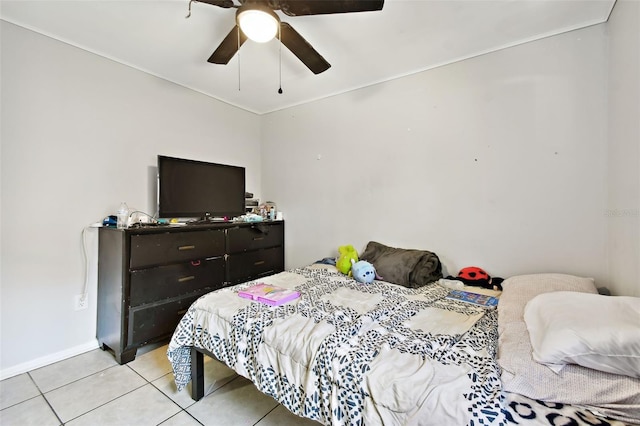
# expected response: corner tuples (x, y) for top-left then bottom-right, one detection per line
(336, 245), (359, 275)
(351, 259), (380, 284)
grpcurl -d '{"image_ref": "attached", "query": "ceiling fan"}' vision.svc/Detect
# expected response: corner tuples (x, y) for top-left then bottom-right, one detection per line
(191, 0), (385, 74)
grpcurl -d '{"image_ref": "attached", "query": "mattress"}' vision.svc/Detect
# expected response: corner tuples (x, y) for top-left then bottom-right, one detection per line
(168, 266), (631, 425)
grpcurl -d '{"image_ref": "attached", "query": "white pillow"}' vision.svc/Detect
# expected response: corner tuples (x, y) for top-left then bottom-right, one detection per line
(524, 291), (640, 378)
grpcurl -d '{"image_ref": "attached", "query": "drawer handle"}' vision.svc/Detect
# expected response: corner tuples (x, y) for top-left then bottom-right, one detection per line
(254, 260), (265, 266)
(252, 237), (264, 241)
(177, 309), (188, 316)
(178, 245), (196, 251)
(178, 276), (195, 283)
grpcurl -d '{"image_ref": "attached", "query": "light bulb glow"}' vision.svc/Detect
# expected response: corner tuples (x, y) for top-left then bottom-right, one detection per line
(237, 9), (278, 43)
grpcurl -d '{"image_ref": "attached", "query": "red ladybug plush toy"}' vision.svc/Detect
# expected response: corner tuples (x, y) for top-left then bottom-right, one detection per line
(452, 266), (504, 290)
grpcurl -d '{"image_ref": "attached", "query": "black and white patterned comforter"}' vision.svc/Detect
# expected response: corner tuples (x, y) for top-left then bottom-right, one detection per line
(167, 267), (628, 426)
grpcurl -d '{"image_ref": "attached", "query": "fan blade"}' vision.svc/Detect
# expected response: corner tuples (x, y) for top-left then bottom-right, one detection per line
(196, 0), (235, 8)
(278, 22), (330, 74)
(278, 0), (383, 16)
(208, 25), (248, 64)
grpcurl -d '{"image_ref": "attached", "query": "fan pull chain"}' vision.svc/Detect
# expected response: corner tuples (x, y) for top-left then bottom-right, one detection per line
(278, 24), (283, 94)
(237, 27), (241, 91)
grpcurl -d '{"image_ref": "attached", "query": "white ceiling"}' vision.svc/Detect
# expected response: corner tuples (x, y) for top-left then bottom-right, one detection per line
(1, 0), (615, 114)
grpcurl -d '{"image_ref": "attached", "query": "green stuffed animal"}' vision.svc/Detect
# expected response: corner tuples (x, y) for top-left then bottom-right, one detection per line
(336, 245), (359, 275)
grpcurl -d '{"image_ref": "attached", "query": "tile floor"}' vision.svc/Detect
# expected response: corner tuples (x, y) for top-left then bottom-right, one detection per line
(0, 343), (320, 425)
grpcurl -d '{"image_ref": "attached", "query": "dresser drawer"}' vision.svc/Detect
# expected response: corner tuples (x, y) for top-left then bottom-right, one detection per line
(128, 293), (201, 347)
(226, 223), (284, 253)
(227, 246), (284, 285)
(129, 257), (225, 306)
(130, 230), (225, 269)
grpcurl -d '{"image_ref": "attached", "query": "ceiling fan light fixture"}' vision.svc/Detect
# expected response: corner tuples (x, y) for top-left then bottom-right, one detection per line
(236, 5), (279, 43)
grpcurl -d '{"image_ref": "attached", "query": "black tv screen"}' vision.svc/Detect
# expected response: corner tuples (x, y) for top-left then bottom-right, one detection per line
(158, 155), (246, 219)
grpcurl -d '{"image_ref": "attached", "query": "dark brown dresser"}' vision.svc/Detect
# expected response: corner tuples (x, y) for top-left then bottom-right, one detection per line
(97, 221), (284, 364)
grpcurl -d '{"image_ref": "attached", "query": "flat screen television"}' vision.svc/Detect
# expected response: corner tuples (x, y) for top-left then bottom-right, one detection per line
(157, 155), (246, 220)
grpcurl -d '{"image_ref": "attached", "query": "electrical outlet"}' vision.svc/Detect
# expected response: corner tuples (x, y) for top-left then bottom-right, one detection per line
(74, 294), (88, 311)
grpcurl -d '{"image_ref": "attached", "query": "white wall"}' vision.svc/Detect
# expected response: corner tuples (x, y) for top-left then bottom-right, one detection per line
(0, 21), (262, 376)
(606, 0), (640, 297)
(262, 24), (610, 284)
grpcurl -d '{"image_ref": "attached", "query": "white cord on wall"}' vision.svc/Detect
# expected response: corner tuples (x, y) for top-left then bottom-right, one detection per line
(78, 226), (92, 307)
(79, 219), (106, 307)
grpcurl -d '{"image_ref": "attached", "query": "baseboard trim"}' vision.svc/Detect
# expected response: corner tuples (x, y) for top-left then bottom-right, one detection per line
(0, 339), (100, 380)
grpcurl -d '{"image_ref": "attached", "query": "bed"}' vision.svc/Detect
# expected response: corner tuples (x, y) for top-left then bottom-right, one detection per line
(167, 242), (640, 425)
